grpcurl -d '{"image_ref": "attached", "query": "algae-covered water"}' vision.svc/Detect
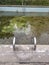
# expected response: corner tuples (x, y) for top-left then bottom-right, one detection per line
(0, 16), (49, 44)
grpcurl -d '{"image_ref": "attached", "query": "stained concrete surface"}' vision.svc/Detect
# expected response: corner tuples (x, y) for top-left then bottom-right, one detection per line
(0, 45), (49, 65)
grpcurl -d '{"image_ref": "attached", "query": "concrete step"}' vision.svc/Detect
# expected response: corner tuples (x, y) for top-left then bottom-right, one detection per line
(0, 45), (49, 63)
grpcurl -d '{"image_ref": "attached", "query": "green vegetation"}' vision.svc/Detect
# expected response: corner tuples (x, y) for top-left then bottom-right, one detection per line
(0, 16), (49, 38)
(0, 0), (22, 5)
(0, 0), (49, 5)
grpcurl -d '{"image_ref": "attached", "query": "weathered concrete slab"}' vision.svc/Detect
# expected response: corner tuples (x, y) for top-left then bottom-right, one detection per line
(0, 45), (49, 63)
(0, 62), (49, 65)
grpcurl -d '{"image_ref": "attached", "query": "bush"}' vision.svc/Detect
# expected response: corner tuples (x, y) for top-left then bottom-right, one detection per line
(0, 0), (49, 5)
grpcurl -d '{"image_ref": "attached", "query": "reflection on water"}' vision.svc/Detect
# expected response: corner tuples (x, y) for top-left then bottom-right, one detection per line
(13, 22), (33, 44)
(13, 22), (31, 35)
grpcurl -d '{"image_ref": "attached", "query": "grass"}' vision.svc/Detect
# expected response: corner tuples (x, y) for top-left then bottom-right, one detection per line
(0, 16), (49, 38)
(0, 0), (49, 5)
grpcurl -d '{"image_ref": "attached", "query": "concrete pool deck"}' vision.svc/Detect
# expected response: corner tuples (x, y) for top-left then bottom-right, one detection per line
(0, 45), (49, 63)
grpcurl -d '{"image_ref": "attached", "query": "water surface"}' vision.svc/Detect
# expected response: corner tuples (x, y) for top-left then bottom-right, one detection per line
(0, 16), (49, 45)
